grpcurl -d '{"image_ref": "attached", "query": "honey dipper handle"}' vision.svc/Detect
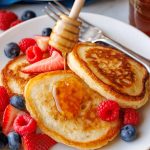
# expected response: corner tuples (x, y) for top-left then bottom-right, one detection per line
(69, 0), (85, 19)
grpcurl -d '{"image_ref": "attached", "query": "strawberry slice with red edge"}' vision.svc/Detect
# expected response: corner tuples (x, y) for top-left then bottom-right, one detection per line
(48, 45), (62, 56)
(22, 133), (57, 150)
(0, 86), (9, 112)
(2, 104), (25, 135)
(34, 36), (50, 52)
(22, 51), (64, 74)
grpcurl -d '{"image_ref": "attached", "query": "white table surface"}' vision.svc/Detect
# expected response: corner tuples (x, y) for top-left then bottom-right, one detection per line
(4, 0), (129, 23)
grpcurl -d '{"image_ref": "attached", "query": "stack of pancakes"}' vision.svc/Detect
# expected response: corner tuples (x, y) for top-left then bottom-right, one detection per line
(0, 42), (149, 149)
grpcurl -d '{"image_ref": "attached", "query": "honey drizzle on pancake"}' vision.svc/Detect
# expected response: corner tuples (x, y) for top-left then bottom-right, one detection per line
(86, 48), (135, 87)
(51, 76), (106, 131)
(52, 77), (86, 119)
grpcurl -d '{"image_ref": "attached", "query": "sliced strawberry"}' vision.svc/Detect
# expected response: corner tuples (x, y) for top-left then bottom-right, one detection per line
(22, 51), (64, 74)
(34, 36), (50, 52)
(48, 45), (62, 56)
(22, 133), (57, 150)
(0, 86), (9, 112)
(2, 104), (25, 135)
(43, 52), (50, 59)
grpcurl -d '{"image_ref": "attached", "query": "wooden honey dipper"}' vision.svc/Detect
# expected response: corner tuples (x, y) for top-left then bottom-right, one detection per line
(49, 0), (85, 69)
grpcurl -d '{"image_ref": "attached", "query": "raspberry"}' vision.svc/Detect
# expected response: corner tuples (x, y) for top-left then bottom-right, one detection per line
(26, 45), (43, 64)
(0, 86), (9, 112)
(19, 38), (36, 53)
(123, 108), (139, 126)
(97, 100), (120, 122)
(13, 114), (37, 136)
(0, 10), (18, 30)
(10, 20), (22, 28)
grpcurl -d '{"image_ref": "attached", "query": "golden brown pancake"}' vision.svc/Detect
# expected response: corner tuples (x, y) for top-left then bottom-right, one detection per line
(68, 42), (149, 109)
(24, 71), (120, 150)
(0, 55), (35, 96)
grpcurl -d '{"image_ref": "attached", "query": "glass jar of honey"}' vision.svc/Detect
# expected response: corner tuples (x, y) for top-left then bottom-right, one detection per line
(129, 0), (150, 36)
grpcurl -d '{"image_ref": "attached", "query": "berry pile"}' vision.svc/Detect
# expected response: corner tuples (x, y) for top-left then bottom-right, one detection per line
(0, 10), (37, 31)
(0, 86), (56, 149)
(1, 29), (67, 148)
(4, 28), (64, 74)
(97, 100), (140, 142)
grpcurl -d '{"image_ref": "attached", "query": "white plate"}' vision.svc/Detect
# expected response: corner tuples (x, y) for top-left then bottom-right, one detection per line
(0, 13), (150, 150)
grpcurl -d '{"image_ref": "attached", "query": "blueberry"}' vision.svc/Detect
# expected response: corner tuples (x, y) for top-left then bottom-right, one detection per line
(4, 42), (20, 59)
(0, 132), (8, 149)
(7, 132), (21, 150)
(42, 27), (52, 36)
(21, 10), (36, 21)
(10, 95), (26, 110)
(120, 125), (136, 142)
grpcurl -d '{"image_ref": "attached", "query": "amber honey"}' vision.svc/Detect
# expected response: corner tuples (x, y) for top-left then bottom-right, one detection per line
(52, 77), (85, 119)
(129, 0), (150, 36)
